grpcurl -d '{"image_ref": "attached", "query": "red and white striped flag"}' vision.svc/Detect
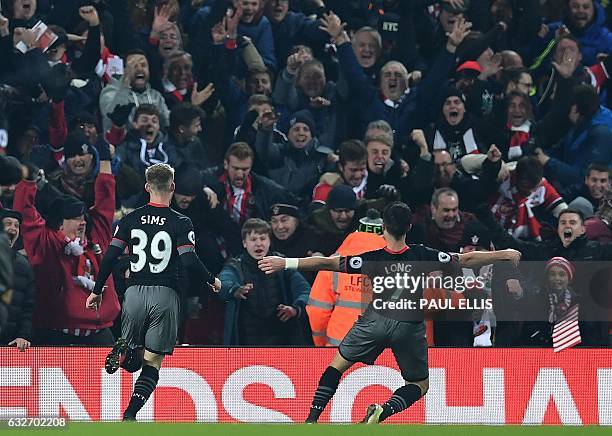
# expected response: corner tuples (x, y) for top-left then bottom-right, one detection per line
(552, 304), (581, 352)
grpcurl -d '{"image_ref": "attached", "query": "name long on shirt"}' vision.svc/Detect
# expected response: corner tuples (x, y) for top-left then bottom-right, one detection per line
(339, 245), (461, 322)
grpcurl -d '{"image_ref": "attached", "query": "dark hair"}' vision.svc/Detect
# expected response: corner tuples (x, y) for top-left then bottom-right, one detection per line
(515, 156), (543, 187)
(586, 162), (610, 178)
(501, 67), (529, 88)
(338, 139), (367, 166)
(558, 208), (585, 224)
(505, 91), (534, 121)
(48, 25), (67, 46)
(241, 218), (271, 240)
(555, 33), (581, 50)
(225, 142), (254, 161)
(170, 103), (204, 132)
(570, 84), (599, 120)
(383, 202), (412, 239)
(134, 104), (160, 120)
(125, 48), (148, 62)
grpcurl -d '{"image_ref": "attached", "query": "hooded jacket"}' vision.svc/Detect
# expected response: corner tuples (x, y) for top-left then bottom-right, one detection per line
(546, 2), (612, 66)
(545, 106), (612, 186)
(255, 129), (334, 203)
(99, 78), (170, 133)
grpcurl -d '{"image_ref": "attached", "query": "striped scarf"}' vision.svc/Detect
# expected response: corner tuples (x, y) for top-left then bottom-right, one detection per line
(548, 289), (573, 324)
(507, 121), (531, 161)
(220, 172), (253, 225)
(490, 175), (545, 240)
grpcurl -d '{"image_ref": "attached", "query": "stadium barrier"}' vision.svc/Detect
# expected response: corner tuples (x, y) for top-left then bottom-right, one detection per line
(0, 347), (610, 424)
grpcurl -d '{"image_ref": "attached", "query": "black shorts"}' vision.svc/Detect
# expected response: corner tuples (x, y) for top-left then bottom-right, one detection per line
(122, 285), (180, 355)
(338, 309), (429, 381)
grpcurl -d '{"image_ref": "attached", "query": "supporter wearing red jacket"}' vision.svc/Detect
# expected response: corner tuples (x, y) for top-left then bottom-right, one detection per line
(14, 147), (120, 345)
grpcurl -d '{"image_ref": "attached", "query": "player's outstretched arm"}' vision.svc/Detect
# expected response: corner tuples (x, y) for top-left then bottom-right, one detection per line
(458, 249), (521, 269)
(259, 255), (341, 275)
(180, 251), (221, 292)
(86, 244), (124, 309)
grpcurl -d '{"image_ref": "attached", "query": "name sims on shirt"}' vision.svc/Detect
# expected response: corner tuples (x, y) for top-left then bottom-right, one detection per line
(141, 215), (167, 226)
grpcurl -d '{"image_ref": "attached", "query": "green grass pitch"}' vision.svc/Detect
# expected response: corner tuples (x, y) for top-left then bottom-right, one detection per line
(6, 423), (611, 436)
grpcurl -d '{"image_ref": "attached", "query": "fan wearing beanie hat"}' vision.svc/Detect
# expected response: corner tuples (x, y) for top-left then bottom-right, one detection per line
(63, 131), (93, 161)
(545, 257), (576, 323)
(289, 110), (316, 143)
(255, 107), (334, 202)
(305, 184), (360, 252)
(43, 130), (98, 207)
(0, 209), (23, 248)
(172, 165), (203, 210)
(326, 185), (358, 230)
(327, 184), (358, 212)
(269, 203), (331, 280)
(459, 221), (493, 252)
(429, 86), (483, 161)
(358, 208), (384, 235)
(12, 136), (121, 345)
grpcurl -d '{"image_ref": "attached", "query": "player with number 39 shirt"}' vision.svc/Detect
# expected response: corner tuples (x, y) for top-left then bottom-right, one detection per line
(85, 163), (221, 421)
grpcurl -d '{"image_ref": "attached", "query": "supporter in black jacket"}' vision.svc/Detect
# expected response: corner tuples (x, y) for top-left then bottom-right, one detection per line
(201, 142), (298, 223)
(422, 144), (502, 212)
(0, 209), (34, 351)
(255, 109), (334, 204)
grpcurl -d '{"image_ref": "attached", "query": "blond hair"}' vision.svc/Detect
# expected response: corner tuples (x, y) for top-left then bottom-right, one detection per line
(145, 163), (175, 193)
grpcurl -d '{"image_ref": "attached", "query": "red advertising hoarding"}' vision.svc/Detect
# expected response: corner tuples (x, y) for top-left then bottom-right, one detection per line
(0, 347), (610, 424)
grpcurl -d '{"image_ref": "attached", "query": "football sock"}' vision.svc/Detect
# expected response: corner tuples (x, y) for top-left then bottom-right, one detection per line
(123, 365), (159, 419)
(379, 384), (422, 421)
(306, 366), (342, 422)
(121, 348), (143, 373)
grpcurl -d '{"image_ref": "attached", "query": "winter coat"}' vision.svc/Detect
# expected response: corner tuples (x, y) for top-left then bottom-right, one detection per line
(545, 106), (612, 187)
(218, 253), (310, 345)
(545, 2), (612, 66)
(255, 130), (334, 203)
(337, 40), (456, 139)
(201, 166), (298, 221)
(0, 251), (35, 343)
(99, 78), (170, 132)
(273, 70), (344, 148)
(13, 174), (120, 331)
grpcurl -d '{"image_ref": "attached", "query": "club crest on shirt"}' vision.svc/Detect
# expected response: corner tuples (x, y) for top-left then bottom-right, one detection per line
(349, 256), (363, 269)
(188, 230), (196, 245)
(438, 252), (451, 263)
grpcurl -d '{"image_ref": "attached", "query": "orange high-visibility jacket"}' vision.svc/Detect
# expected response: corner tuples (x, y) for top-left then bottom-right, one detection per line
(306, 232), (387, 346)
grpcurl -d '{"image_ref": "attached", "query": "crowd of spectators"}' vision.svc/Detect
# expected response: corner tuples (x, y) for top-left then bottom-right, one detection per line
(0, 0), (610, 350)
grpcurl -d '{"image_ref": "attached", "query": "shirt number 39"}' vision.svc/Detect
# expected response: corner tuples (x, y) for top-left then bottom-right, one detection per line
(131, 229), (172, 273)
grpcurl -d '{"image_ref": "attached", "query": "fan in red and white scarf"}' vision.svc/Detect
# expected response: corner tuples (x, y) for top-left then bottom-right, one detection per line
(503, 91), (537, 162)
(219, 171), (254, 225)
(489, 159), (567, 241)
